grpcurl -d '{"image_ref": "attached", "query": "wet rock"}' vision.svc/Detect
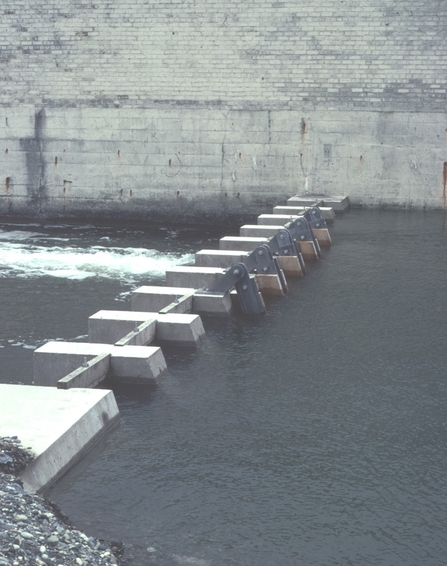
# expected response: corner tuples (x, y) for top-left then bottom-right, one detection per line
(0, 436), (125, 566)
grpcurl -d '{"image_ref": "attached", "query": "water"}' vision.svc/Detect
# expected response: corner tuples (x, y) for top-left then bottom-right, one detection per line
(1, 211), (447, 566)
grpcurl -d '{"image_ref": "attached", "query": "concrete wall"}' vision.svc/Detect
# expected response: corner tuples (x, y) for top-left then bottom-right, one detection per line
(1, 0), (446, 219)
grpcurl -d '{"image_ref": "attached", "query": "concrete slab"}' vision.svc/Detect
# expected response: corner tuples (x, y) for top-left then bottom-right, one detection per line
(0, 384), (119, 493)
(193, 292), (233, 316)
(165, 266), (225, 289)
(286, 196), (324, 207)
(89, 310), (205, 346)
(240, 225), (284, 238)
(34, 342), (167, 386)
(132, 286), (195, 313)
(258, 214), (298, 226)
(273, 206), (336, 222)
(57, 353), (111, 389)
(219, 236), (269, 251)
(322, 196), (351, 212)
(195, 249), (249, 268)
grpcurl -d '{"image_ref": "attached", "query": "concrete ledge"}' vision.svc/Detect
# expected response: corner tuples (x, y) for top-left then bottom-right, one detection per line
(287, 197), (324, 207)
(89, 310), (205, 346)
(193, 292), (233, 316)
(273, 206), (336, 222)
(132, 286), (195, 312)
(219, 236), (269, 251)
(34, 342), (167, 386)
(240, 225), (284, 238)
(0, 384), (120, 493)
(57, 353), (111, 389)
(258, 214), (298, 226)
(165, 266), (225, 289)
(195, 249), (249, 268)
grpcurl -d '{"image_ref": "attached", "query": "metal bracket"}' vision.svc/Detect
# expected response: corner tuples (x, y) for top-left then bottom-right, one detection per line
(268, 230), (306, 273)
(285, 215), (322, 258)
(242, 244), (288, 293)
(301, 206), (328, 230)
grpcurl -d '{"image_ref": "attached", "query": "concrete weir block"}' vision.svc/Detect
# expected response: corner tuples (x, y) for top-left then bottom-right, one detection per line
(132, 286), (195, 313)
(34, 342), (167, 386)
(0, 384), (119, 493)
(195, 249), (249, 268)
(273, 206), (336, 222)
(193, 292), (233, 316)
(240, 225), (284, 238)
(89, 310), (205, 346)
(322, 196), (351, 212)
(219, 236), (268, 251)
(166, 266), (225, 289)
(287, 197), (324, 207)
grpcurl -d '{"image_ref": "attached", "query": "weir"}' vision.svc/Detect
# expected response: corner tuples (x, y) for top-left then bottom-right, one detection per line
(1, 194), (349, 492)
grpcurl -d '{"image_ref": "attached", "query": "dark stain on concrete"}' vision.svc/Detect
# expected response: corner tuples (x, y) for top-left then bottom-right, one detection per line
(19, 108), (48, 212)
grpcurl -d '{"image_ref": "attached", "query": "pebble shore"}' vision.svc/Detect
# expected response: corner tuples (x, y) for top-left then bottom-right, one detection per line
(0, 437), (123, 566)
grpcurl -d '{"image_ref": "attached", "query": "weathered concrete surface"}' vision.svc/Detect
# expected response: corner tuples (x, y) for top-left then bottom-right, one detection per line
(219, 237), (269, 251)
(0, 384), (119, 493)
(195, 250), (249, 268)
(165, 266), (225, 289)
(34, 342), (167, 386)
(132, 286), (195, 313)
(1, 106), (446, 222)
(273, 206), (336, 222)
(89, 310), (205, 346)
(57, 353), (111, 389)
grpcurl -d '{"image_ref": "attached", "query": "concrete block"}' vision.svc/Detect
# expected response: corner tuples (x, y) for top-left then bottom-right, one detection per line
(193, 292), (233, 316)
(258, 214), (298, 226)
(322, 196), (351, 212)
(219, 236), (269, 251)
(277, 255), (305, 277)
(273, 206), (336, 222)
(312, 227), (332, 247)
(240, 225), (284, 238)
(0, 384), (119, 493)
(287, 197), (324, 207)
(195, 249), (249, 268)
(165, 266), (225, 289)
(89, 312), (157, 345)
(156, 313), (205, 345)
(89, 310), (205, 346)
(256, 274), (285, 296)
(34, 342), (167, 386)
(297, 241), (319, 260)
(57, 353), (111, 389)
(132, 286), (195, 312)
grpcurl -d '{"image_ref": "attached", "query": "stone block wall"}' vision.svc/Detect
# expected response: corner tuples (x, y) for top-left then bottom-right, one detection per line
(0, 0), (446, 219)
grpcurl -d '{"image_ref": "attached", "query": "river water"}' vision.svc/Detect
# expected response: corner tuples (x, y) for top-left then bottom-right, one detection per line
(1, 211), (447, 566)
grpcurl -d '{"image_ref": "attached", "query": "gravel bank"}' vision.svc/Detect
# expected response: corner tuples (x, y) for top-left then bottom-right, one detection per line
(0, 437), (124, 566)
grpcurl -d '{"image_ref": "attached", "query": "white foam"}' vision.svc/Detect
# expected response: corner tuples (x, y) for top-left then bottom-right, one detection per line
(0, 240), (194, 281)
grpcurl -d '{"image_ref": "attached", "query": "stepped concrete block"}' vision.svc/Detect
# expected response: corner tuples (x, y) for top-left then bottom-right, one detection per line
(166, 266), (225, 289)
(89, 310), (205, 346)
(0, 384), (119, 493)
(195, 249), (249, 268)
(219, 236), (268, 251)
(240, 225), (284, 238)
(287, 196), (324, 207)
(193, 292), (233, 316)
(273, 206), (336, 222)
(34, 342), (167, 386)
(132, 286), (195, 313)
(89, 312), (157, 345)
